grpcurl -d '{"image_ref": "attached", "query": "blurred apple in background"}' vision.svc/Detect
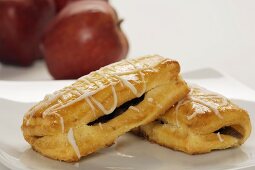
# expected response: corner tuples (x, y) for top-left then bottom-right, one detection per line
(42, 0), (129, 79)
(54, 0), (78, 12)
(54, 0), (108, 12)
(0, 0), (55, 66)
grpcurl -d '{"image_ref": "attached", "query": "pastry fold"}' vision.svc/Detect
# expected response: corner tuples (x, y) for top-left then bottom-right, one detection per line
(21, 55), (189, 162)
(134, 86), (252, 154)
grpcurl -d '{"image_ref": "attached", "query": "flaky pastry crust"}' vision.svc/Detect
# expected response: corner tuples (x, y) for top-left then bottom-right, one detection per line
(21, 55), (189, 162)
(134, 85), (252, 154)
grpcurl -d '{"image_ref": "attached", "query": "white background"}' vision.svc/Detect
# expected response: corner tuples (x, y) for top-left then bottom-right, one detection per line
(113, 0), (255, 89)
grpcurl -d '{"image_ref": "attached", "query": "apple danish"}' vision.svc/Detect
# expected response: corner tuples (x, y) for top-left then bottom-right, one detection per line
(134, 85), (252, 154)
(21, 55), (189, 162)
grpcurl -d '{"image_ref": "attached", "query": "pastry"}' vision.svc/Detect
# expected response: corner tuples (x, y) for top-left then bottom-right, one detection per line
(21, 55), (189, 162)
(134, 85), (252, 154)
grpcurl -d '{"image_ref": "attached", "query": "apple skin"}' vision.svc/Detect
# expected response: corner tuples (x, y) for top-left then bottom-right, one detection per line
(42, 0), (129, 79)
(54, 0), (108, 12)
(0, 0), (55, 66)
(54, 0), (78, 12)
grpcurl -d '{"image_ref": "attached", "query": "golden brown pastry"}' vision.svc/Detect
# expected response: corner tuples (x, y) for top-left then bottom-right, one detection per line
(21, 55), (189, 162)
(134, 85), (252, 154)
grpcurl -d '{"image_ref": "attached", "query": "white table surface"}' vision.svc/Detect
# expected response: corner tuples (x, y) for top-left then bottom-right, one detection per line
(0, 0), (254, 169)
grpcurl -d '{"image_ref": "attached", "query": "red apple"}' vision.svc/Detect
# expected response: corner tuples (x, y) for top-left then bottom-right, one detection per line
(54, 0), (78, 12)
(54, 0), (108, 12)
(0, 0), (55, 66)
(42, 0), (129, 79)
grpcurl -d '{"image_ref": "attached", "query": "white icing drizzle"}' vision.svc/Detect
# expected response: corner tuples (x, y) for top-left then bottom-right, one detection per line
(55, 84), (109, 111)
(126, 60), (146, 97)
(98, 122), (103, 130)
(54, 112), (64, 133)
(173, 86), (228, 126)
(44, 92), (58, 101)
(83, 76), (95, 85)
(85, 97), (96, 117)
(143, 63), (159, 72)
(119, 80), (124, 88)
(26, 103), (62, 126)
(26, 101), (49, 125)
(186, 97), (223, 120)
(26, 117), (31, 126)
(113, 75), (138, 96)
(42, 103), (61, 118)
(125, 59), (146, 97)
(105, 60), (146, 98)
(129, 106), (140, 112)
(26, 58), (164, 132)
(91, 85), (117, 115)
(217, 132), (224, 142)
(67, 128), (81, 159)
(199, 95), (228, 107)
(78, 76), (91, 84)
(95, 70), (110, 81)
(191, 85), (229, 106)
(59, 116), (64, 133)
(116, 152), (134, 158)
(72, 90), (81, 96)
(174, 98), (190, 127)
(147, 98), (154, 103)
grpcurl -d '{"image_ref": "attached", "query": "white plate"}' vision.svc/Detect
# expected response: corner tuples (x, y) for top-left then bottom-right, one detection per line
(0, 68), (255, 170)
